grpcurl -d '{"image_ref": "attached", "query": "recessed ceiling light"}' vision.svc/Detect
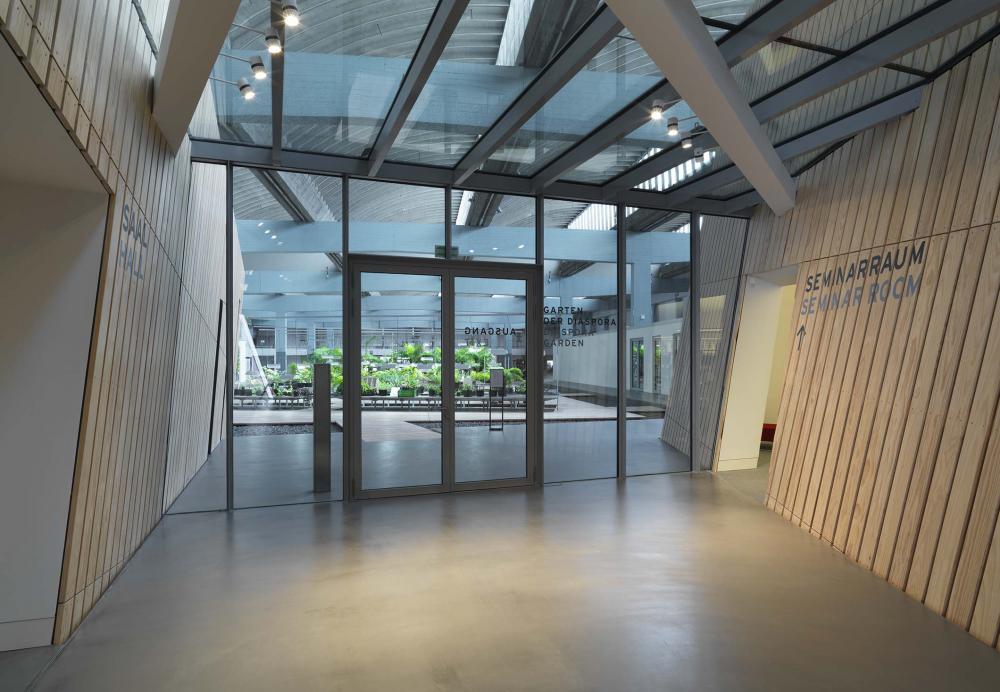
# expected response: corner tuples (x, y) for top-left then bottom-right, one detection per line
(517, 243), (525, 249)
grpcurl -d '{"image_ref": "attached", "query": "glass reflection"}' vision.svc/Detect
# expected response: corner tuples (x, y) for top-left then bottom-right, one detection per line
(542, 199), (618, 482)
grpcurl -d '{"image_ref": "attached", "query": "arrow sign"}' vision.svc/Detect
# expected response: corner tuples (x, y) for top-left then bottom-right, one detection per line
(796, 324), (806, 351)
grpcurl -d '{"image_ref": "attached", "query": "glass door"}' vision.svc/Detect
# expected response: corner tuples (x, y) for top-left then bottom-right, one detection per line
(347, 257), (538, 499)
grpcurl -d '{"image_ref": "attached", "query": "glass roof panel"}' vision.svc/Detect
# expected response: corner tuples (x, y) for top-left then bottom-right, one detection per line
(694, 0), (759, 39)
(561, 100), (701, 184)
(786, 0), (938, 52)
(280, 0), (440, 157)
(197, 0), (275, 145)
(482, 33), (663, 177)
(387, 0), (600, 167)
(731, 41), (831, 104)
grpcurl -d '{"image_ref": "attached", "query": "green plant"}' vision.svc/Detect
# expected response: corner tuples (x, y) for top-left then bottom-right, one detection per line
(504, 367), (525, 385)
(289, 363), (313, 384)
(308, 346), (342, 364)
(471, 370), (490, 383)
(431, 347), (442, 363)
(455, 346), (493, 371)
(262, 367), (282, 388)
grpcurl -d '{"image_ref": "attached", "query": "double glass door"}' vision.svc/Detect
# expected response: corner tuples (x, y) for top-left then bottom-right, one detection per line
(346, 256), (539, 499)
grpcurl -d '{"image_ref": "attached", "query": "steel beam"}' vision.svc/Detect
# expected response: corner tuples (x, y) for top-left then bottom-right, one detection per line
(535, 0), (830, 191)
(367, 0), (471, 176)
(660, 86), (924, 206)
(751, 0), (998, 122)
(190, 138), (751, 216)
(605, 0), (795, 214)
(451, 5), (624, 185)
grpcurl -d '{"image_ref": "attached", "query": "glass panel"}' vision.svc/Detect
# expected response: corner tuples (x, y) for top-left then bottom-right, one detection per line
(694, 214), (748, 470)
(454, 277), (529, 482)
(387, 0), (602, 166)
(451, 190), (535, 262)
(542, 199), (618, 482)
(199, 0), (276, 144)
(624, 209), (692, 475)
(786, 0), (938, 52)
(359, 272), (443, 490)
(694, 0), (758, 38)
(484, 33), (663, 177)
(349, 180), (445, 258)
(281, 0), (440, 157)
(228, 169), (344, 508)
(561, 100), (701, 184)
(732, 42), (831, 104)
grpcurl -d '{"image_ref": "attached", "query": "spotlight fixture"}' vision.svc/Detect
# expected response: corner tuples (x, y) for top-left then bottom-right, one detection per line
(666, 116), (679, 137)
(282, 2), (300, 26)
(681, 137), (692, 149)
(650, 102), (664, 121)
(250, 55), (267, 80)
(265, 34), (282, 54)
(237, 77), (255, 100)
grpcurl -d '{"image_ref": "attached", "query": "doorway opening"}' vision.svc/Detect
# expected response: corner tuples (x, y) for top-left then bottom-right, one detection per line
(717, 266), (797, 483)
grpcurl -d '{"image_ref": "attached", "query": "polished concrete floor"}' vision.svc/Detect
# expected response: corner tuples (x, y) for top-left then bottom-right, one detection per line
(168, 419), (689, 512)
(9, 471), (1000, 691)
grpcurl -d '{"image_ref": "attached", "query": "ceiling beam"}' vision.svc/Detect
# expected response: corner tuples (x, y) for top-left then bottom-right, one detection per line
(152, 0), (242, 151)
(367, 0), (471, 176)
(751, 0), (999, 122)
(604, 0), (795, 214)
(660, 86), (924, 206)
(190, 138), (751, 216)
(451, 5), (624, 186)
(534, 0), (831, 191)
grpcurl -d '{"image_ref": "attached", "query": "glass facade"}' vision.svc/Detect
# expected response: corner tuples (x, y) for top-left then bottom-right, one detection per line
(625, 209), (691, 476)
(542, 199), (619, 482)
(163, 164), (748, 511)
(234, 169), (344, 507)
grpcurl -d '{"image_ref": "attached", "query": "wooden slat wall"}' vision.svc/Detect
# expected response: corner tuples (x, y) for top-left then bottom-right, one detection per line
(736, 35), (1000, 650)
(1, 0), (228, 643)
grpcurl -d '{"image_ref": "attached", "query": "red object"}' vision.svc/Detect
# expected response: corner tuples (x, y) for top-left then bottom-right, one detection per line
(761, 424), (776, 443)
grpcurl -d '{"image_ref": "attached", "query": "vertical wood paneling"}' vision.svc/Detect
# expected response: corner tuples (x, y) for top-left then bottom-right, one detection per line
(737, 35), (1000, 649)
(2, 0), (227, 643)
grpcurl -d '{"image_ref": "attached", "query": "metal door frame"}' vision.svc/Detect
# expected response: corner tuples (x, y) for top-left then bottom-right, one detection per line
(346, 254), (541, 500)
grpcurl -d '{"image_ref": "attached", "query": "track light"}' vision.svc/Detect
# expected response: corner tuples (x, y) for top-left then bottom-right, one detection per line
(250, 55), (267, 80)
(265, 34), (282, 54)
(650, 102), (664, 121)
(282, 2), (300, 26)
(237, 77), (255, 100)
(666, 116), (679, 137)
(681, 137), (692, 149)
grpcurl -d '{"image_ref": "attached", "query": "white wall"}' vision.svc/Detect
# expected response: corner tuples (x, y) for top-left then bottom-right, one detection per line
(764, 284), (795, 423)
(0, 183), (107, 649)
(717, 276), (785, 471)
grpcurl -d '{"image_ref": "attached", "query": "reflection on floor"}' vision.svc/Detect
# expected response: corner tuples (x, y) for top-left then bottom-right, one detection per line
(11, 473), (1000, 691)
(169, 419), (688, 511)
